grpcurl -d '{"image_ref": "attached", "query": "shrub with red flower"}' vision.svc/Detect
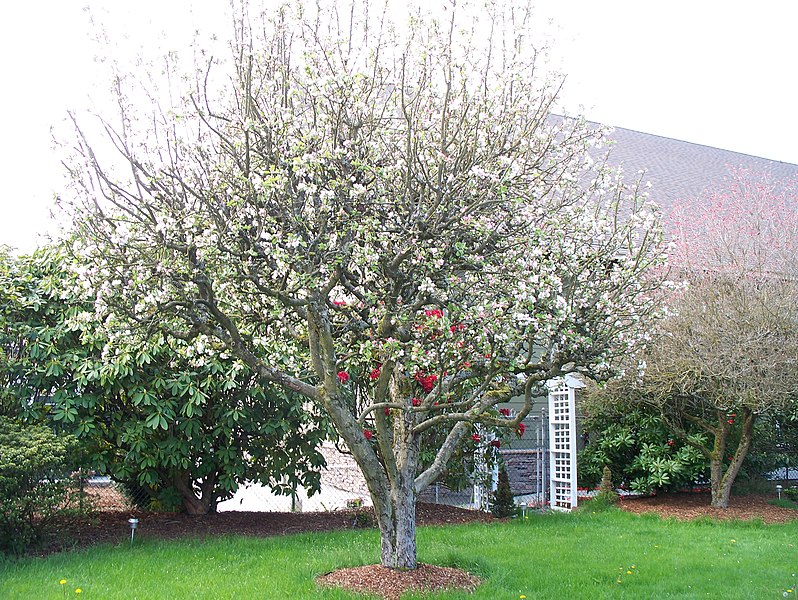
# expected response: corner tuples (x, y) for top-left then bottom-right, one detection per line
(369, 367), (381, 381)
(515, 423), (526, 437)
(424, 308), (443, 319)
(499, 408), (510, 417)
(471, 433), (481, 443)
(337, 371), (350, 384)
(363, 429), (373, 441)
(490, 439), (501, 448)
(411, 398), (421, 407)
(414, 371), (438, 393)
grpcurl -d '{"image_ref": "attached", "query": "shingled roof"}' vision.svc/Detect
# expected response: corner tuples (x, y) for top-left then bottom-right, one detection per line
(597, 123), (798, 209)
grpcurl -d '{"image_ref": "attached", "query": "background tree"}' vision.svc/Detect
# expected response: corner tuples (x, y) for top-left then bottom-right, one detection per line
(0, 247), (328, 515)
(595, 169), (798, 508)
(62, 0), (666, 569)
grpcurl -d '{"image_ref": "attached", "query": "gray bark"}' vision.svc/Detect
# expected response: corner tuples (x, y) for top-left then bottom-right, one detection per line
(709, 410), (755, 509)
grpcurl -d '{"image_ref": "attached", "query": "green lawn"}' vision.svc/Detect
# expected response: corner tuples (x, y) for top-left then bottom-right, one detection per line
(2, 508), (797, 599)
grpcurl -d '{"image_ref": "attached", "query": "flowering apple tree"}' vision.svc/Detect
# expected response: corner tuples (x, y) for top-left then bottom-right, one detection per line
(62, 0), (666, 568)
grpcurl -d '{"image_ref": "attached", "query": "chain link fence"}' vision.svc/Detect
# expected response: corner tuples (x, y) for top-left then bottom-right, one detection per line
(75, 415), (553, 515)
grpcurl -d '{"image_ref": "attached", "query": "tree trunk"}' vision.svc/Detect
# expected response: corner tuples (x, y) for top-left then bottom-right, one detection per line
(372, 405), (421, 570)
(181, 493), (211, 515)
(376, 494), (417, 569)
(374, 464), (418, 569)
(172, 471), (217, 515)
(709, 410), (755, 508)
(709, 455), (732, 508)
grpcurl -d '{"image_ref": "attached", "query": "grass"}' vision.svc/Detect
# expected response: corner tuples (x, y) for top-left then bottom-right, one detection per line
(2, 508), (797, 599)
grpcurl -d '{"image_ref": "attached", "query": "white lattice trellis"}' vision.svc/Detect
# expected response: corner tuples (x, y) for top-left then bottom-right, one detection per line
(547, 375), (584, 511)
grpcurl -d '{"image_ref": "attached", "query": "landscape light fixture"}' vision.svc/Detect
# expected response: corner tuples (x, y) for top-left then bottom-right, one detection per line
(776, 484), (783, 500)
(128, 518), (139, 547)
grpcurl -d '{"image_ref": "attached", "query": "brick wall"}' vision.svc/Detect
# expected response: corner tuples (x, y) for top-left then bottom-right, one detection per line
(500, 449), (547, 496)
(319, 442), (370, 497)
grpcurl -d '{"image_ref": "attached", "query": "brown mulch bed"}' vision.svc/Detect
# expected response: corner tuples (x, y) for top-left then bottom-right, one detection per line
(617, 492), (798, 523)
(38, 502), (493, 557)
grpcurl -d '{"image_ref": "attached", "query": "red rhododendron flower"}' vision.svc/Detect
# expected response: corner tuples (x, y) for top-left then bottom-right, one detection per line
(369, 367), (381, 381)
(424, 308), (443, 318)
(667, 439), (674, 446)
(337, 371), (350, 384)
(363, 430), (373, 441)
(728, 419), (734, 424)
(499, 408), (510, 417)
(414, 371), (437, 393)
(411, 398), (421, 407)
(472, 434), (481, 442)
(516, 423), (526, 437)
(490, 439), (501, 448)
(384, 407), (390, 416)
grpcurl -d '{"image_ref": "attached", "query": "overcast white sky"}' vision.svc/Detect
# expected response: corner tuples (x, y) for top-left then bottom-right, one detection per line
(1, 0), (797, 253)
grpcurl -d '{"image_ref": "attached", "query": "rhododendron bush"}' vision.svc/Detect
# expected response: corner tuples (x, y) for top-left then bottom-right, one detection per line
(0, 247), (327, 516)
(62, 0), (665, 569)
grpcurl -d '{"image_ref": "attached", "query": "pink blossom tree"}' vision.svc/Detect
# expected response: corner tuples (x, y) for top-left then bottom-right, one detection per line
(602, 169), (798, 508)
(62, 0), (665, 568)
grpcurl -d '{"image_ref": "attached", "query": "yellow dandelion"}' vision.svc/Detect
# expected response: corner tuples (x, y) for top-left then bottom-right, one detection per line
(730, 539), (737, 543)
(60, 580), (67, 585)
(75, 589), (82, 595)
(627, 570), (632, 575)
(520, 596), (527, 599)
(616, 578), (622, 584)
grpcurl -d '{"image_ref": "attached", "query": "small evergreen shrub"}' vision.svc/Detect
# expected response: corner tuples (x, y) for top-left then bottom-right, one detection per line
(784, 487), (798, 503)
(0, 418), (79, 555)
(490, 463), (516, 518)
(593, 466), (619, 507)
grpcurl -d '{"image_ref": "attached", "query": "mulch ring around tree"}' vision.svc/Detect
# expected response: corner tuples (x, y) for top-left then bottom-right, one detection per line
(317, 563), (481, 600)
